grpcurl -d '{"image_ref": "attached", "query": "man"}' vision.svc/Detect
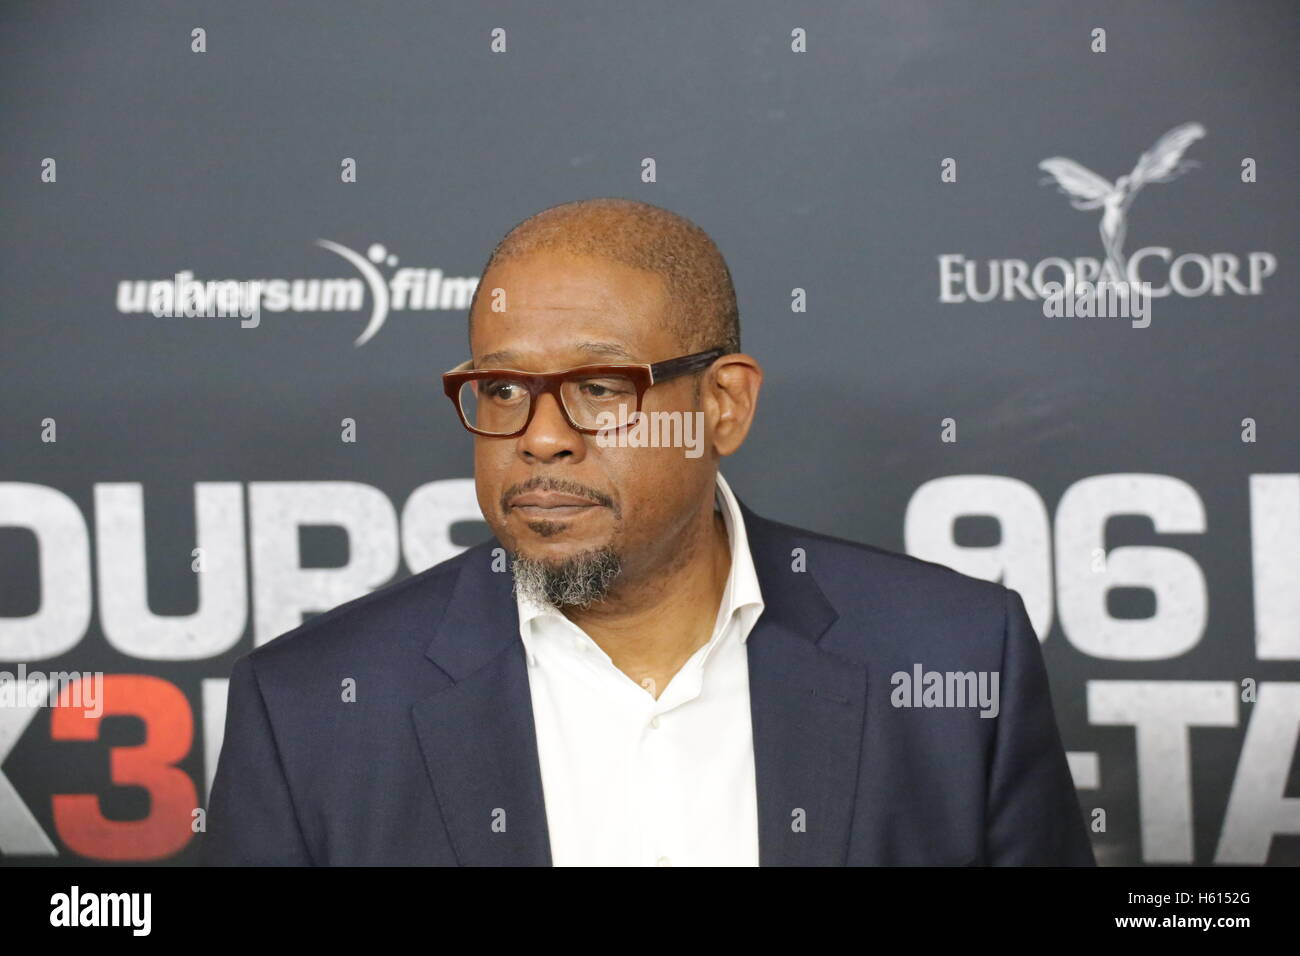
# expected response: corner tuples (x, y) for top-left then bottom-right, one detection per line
(203, 198), (1095, 866)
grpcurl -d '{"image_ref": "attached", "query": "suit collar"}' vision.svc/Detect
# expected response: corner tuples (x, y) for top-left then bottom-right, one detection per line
(735, 498), (867, 865)
(414, 495), (866, 866)
(736, 496), (839, 643)
(421, 493), (838, 679)
(413, 542), (550, 864)
(422, 539), (519, 682)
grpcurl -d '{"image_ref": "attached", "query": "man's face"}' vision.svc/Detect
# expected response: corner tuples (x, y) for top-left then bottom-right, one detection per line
(468, 249), (716, 583)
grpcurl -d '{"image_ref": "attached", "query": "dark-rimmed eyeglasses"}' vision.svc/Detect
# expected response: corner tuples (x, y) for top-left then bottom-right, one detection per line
(442, 348), (725, 437)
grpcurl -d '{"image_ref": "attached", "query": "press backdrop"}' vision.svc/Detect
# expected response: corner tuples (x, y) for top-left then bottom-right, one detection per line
(1, 0), (1297, 865)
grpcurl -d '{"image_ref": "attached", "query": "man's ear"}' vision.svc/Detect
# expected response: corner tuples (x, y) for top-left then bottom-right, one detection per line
(706, 354), (763, 456)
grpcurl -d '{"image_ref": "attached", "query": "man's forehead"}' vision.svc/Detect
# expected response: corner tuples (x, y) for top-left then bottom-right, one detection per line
(481, 249), (666, 311)
(468, 249), (681, 367)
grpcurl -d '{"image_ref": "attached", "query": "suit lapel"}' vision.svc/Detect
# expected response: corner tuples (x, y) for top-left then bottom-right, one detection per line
(409, 498), (869, 867)
(741, 501), (869, 865)
(411, 545), (552, 865)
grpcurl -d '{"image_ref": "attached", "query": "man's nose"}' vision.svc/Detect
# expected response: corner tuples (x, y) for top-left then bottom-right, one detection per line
(517, 392), (586, 463)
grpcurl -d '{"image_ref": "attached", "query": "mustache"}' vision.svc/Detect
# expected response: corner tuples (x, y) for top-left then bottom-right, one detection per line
(500, 475), (616, 513)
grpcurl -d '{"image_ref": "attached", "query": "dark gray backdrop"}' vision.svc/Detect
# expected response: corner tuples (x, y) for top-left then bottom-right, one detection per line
(1, 0), (1297, 865)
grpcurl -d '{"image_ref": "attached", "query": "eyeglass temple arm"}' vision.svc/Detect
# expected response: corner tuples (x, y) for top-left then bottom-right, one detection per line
(648, 348), (725, 384)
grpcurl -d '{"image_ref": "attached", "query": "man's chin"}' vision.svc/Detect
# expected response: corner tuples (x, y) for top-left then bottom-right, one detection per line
(511, 519), (612, 553)
(513, 537), (608, 566)
(509, 543), (622, 609)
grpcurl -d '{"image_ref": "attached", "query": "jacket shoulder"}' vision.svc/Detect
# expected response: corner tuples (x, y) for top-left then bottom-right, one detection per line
(748, 513), (1014, 661)
(767, 515), (1009, 613)
(239, 539), (495, 672)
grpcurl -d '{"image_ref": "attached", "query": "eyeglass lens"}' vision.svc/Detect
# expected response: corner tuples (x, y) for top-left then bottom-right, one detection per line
(458, 373), (640, 434)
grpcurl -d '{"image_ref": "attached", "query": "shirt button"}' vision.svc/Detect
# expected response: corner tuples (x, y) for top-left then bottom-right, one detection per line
(649, 716), (660, 729)
(656, 856), (672, 867)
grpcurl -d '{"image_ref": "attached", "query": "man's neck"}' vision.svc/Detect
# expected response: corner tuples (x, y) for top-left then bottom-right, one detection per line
(564, 503), (732, 699)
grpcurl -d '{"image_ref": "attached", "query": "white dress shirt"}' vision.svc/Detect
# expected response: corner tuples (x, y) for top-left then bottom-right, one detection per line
(517, 472), (765, 866)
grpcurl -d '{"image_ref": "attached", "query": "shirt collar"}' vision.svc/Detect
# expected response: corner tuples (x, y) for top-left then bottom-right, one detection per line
(515, 471), (765, 643)
(711, 471), (765, 641)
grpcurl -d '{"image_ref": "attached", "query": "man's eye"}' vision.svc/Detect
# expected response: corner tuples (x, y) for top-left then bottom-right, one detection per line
(578, 379), (631, 398)
(483, 380), (524, 401)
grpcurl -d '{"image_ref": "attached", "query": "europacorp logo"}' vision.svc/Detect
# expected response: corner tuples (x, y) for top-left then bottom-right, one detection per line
(115, 240), (479, 346)
(939, 123), (1277, 322)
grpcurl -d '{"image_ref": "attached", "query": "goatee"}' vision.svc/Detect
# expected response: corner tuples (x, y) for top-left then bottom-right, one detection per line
(510, 546), (621, 609)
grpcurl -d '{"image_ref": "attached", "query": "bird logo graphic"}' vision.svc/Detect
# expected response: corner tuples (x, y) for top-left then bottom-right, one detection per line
(1039, 123), (1206, 282)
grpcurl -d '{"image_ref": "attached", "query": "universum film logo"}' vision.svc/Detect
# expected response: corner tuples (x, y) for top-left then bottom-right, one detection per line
(115, 240), (480, 346)
(938, 123), (1277, 326)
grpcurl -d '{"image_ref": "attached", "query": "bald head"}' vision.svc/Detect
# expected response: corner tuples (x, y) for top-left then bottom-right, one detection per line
(469, 198), (740, 356)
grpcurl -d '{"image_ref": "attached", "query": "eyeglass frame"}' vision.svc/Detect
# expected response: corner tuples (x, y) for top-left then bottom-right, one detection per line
(442, 347), (726, 438)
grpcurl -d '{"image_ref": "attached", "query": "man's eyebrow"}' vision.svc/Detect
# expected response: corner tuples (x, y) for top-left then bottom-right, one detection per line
(474, 342), (639, 368)
(475, 350), (516, 367)
(577, 341), (638, 361)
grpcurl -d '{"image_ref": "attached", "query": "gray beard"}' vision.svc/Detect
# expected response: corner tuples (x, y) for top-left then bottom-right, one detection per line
(510, 546), (622, 609)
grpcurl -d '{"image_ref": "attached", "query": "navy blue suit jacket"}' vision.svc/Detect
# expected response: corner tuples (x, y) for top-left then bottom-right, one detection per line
(201, 500), (1095, 866)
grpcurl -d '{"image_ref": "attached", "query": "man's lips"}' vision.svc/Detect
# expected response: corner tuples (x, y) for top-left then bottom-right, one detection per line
(509, 491), (605, 513)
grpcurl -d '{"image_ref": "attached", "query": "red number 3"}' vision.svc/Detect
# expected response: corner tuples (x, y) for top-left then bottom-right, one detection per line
(51, 675), (196, 861)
